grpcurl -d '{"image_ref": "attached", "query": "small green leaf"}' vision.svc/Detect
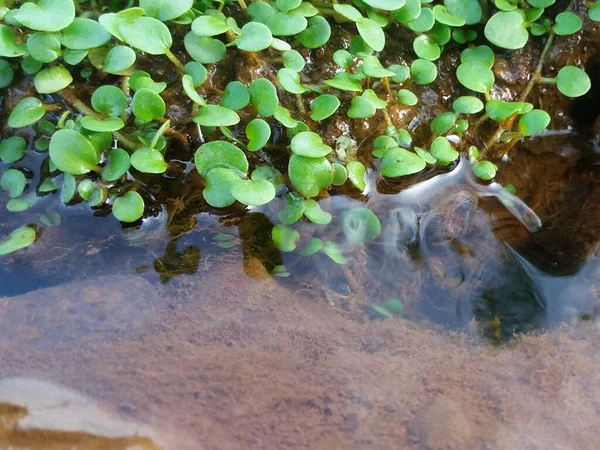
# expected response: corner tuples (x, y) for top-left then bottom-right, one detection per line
(113, 191), (144, 223)
(272, 224), (300, 252)
(249, 78), (279, 117)
(431, 112), (457, 135)
(472, 160), (497, 180)
(323, 241), (348, 264)
(80, 116), (124, 132)
(61, 173), (76, 203)
(413, 35), (440, 61)
(347, 161), (366, 191)
(553, 12), (582, 36)
(92, 85), (127, 117)
(132, 88), (166, 121)
(102, 148), (131, 181)
(381, 148), (426, 177)
(310, 94), (340, 121)
(433, 5), (466, 26)
(131, 147), (168, 173)
(484, 11), (529, 49)
(140, 0), (193, 22)
(348, 96), (376, 119)
(332, 163), (349, 185)
(444, 0), (481, 24)
(456, 60), (494, 93)
(415, 147), (437, 165)
(184, 33), (226, 64)
(1, 169), (26, 198)
(363, 0), (406, 10)
(408, 8), (435, 32)
(0, 137), (27, 163)
(556, 66), (591, 98)
(49, 129), (99, 175)
(194, 105), (240, 127)
(288, 154), (333, 198)
(236, 22), (273, 52)
(231, 178), (276, 206)
(278, 192), (305, 225)
(333, 4), (363, 22)
(518, 109), (550, 136)
(297, 15), (331, 48)
(362, 55), (396, 78)
(300, 237), (324, 256)
(221, 81), (250, 111)
(246, 119), (271, 151)
(0, 25), (27, 58)
(283, 50), (306, 71)
(265, 12), (308, 36)
(357, 18), (385, 52)
(184, 62), (208, 86)
(277, 68), (306, 94)
(452, 96), (484, 114)
(34, 66), (73, 94)
(461, 45), (495, 68)
(27, 33), (61, 63)
(203, 167), (242, 208)
(290, 131), (332, 157)
(430, 136), (459, 166)
(388, 64), (410, 83)
(0, 59), (14, 88)
(104, 46), (136, 74)
(61, 18), (112, 50)
(117, 16), (172, 55)
(410, 59), (438, 85)
(195, 140), (249, 177)
(191, 15), (230, 36)
(14, 0), (75, 32)
(0, 226), (36, 256)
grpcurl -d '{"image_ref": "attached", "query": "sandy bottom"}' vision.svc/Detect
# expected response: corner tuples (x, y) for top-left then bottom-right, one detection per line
(0, 260), (599, 450)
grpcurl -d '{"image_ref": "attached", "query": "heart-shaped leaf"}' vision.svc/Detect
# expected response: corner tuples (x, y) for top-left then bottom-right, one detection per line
(272, 224), (300, 252)
(381, 148), (426, 177)
(102, 148), (131, 181)
(430, 136), (459, 166)
(14, 0), (75, 32)
(49, 129), (99, 175)
(131, 147), (168, 173)
(195, 141), (249, 177)
(484, 11), (528, 49)
(203, 167), (242, 208)
(310, 94), (341, 121)
(231, 178), (276, 206)
(288, 154), (333, 197)
(290, 131), (332, 157)
(303, 199), (332, 224)
(246, 119), (271, 151)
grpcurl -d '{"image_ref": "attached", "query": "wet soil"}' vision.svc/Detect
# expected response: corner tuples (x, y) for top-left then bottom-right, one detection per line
(2, 261), (600, 449)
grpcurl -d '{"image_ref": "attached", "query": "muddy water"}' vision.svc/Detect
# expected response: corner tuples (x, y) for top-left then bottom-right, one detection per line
(1, 135), (600, 448)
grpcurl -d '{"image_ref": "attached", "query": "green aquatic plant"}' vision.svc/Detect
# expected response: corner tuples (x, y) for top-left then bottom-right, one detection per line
(0, 0), (594, 262)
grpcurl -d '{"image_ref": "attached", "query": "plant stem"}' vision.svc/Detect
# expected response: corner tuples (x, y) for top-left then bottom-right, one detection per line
(237, 0), (248, 10)
(165, 49), (185, 74)
(381, 109), (393, 128)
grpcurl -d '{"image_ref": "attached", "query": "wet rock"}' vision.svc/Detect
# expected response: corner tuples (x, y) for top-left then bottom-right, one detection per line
(0, 275), (159, 346)
(414, 397), (475, 450)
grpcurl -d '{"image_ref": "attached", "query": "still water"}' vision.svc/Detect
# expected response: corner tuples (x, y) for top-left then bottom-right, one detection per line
(1, 139), (600, 448)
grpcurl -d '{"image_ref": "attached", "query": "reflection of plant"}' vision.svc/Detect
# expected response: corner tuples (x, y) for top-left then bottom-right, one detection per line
(0, 0), (595, 264)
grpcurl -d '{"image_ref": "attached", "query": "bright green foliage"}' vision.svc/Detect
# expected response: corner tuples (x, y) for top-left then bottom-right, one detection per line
(249, 79), (279, 117)
(372, 299), (404, 317)
(195, 105), (240, 127)
(279, 192), (305, 225)
(0, 137), (27, 163)
(27, 33), (61, 63)
(556, 66), (591, 97)
(0, 60), (14, 87)
(397, 89), (418, 106)
(92, 85), (127, 117)
(132, 88), (166, 121)
(356, 18), (385, 51)
(278, 68), (306, 94)
(310, 95), (340, 121)
(290, 131), (332, 158)
(430, 136), (459, 166)
(288, 154), (333, 198)
(444, 0), (482, 25)
(362, 55), (395, 77)
(236, 22), (273, 52)
(553, 12), (582, 36)
(140, 0), (193, 21)
(408, 8), (435, 32)
(323, 241), (348, 264)
(14, 0), (75, 32)
(1, 169), (26, 198)
(413, 35), (441, 61)
(272, 224), (300, 252)
(453, 96), (484, 114)
(61, 18), (111, 50)
(486, 100), (531, 121)
(519, 110), (550, 136)
(456, 61), (494, 93)
(221, 81), (250, 111)
(283, 50), (306, 71)
(347, 161), (366, 191)
(203, 167), (241, 208)
(348, 96), (376, 119)
(184, 33), (226, 63)
(410, 59), (438, 84)
(192, 15), (230, 36)
(102, 148), (131, 182)
(485, 11), (529, 49)
(231, 179), (276, 206)
(340, 208), (381, 244)
(297, 16), (331, 48)
(590, 3), (600, 21)
(49, 129), (99, 175)
(246, 119), (271, 151)
(431, 112), (457, 135)
(195, 141), (249, 177)
(34, 66), (72, 94)
(433, 5), (466, 26)
(104, 46), (136, 74)
(363, 0), (406, 10)
(0, 226), (36, 256)
(472, 161), (497, 180)
(300, 237), (324, 256)
(131, 147), (168, 173)
(381, 148), (426, 177)
(113, 191), (144, 223)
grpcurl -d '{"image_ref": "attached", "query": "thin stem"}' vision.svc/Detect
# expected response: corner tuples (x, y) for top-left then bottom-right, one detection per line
(381, 109), (393, 128)
(237, 0), (248, 10)
(295, 94), (306, 114)
(165, 49), (185, 74)
(537, 76), (557, 84)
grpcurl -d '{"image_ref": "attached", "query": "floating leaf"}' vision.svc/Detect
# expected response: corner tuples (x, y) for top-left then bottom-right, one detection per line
(49, 129), (99, 175)
(381, 148), (426, 177)
(278, 192), (305, 224)
(131, 147), (168, 174)
(430, 136), (459, 166)
(102, 148), (131, 181)
(203, 167), (241, 208)
(61, 173), (76, 203)
(0, 136), (27, 163)
(113, 191), (144, 223)
(195, 140), (249, 177)
(340, 207), (381, 244)
(231, 178), (276, 206)
(0, 226), (36, 256)
(1, 169), (26, 198)
(288, 154), (333, 198)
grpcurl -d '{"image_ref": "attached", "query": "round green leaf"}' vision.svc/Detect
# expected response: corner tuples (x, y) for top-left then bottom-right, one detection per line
(288, 154), (333, 198)
(194, 140), (249, 177)
(104, 46), (136, 74)
(61, 18), (112, 49)
(113, 191), (144, 223)
(249, 78), (279, 117)
(192, 15), (229, 36)
(0, 25), (27, 58)
(184, 33), (226, 64)
(297, 15), (331, 48)
(131, 147), (168, 173)
(364, 0), (406, 9)
(556, 66), (591, 98)
(184, 62), (208, 87)
(14, 0), (75, 32)
(444, 0), (481, 24)
(310, 94), (340, 121)
(300, 237), (324, 256)
(486, 100), (530, 121)
(272, 224), (300, 252)
(332, 163), (348, 186)
(553, 12), (582, 35)
(472, 160), (497, 180)
(278, 192), (305, 224)
(92, 85), (127, 117)
(484, 11), (529, 50)
(410, 59), (438, 85)
(590, 3), (600, 21)
(283, 50), (306, 71)
(290, 131), (332, 158)
(8, 97), (45, 128)
(231, 178), (276, 206)
(413, 35), (440, 61)
(81, 116), (125, 132)
(333, 4), (364, 22)
(0, 136), (26, 163)
(0, 59), (14, 88)
(408, 8), (435, 32)
(456, 60), (494, 93)
(194, 105), (240, 127)
(265, 12), (307, 36)
(34, 66), (73, 94)
(277, 68), (306, 94)
(1, 169), (26, 198)
(430, 136), (459, 166)
(140, 0), (193, 21)
(0, 226), (36, 256)
(246, 119), (271, 151)
(347, 161), (366, 191)
(132, 88), (166, 121)
(302, 199), (331, 224)
(527, 0), (555, 7)
(27, 33), (61, 63)
(340, 207), (381, 244)
(49, 129), (99, 175)
(389, 64), (410, 83)
(381, 148), (426, 177)
(433, 5), (466, 26)
(61, 173), (76, 203)
(236, 22), (273, 52)
(431, 112), (457, 134)
(203, 167), (242, 208)
(220, 81), (250, 111)
(118, 16), (172, 55)
(277, 0), (303, 11)
(518, 109), (550, 136)
(452, 96), (484, 114)
(348, 96), (376, 118)
(102, 148), (131, 181)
